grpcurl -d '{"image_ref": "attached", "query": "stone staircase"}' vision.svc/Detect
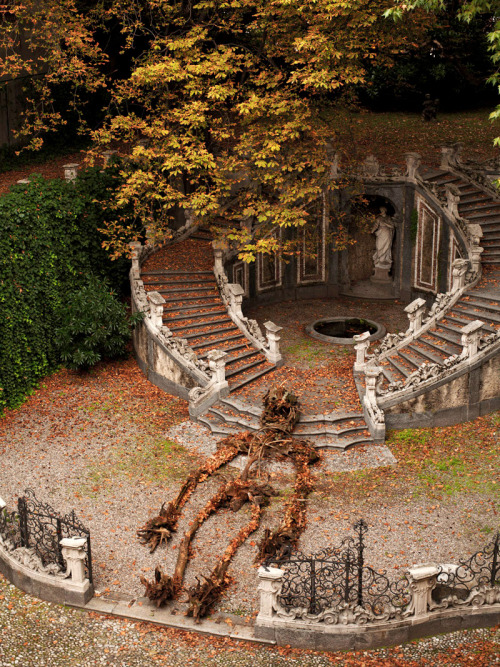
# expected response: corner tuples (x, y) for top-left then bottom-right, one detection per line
(197, 397), (373, 450)
(375, 167), (500, 392)
(141, 238), (275, 392)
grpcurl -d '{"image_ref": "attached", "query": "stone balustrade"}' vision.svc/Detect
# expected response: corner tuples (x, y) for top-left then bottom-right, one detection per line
(63, 163), (80, 182)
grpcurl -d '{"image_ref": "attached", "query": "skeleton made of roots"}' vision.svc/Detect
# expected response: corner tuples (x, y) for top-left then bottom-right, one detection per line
(137, 387), (320, 622)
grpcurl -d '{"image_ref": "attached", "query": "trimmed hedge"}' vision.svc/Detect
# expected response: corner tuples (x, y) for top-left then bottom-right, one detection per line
(0, 166), (134, 413)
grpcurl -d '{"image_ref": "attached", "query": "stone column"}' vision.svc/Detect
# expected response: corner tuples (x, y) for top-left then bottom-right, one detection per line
(407, 564), (439, 617)
(207, 349), (228, 390)
(445, 184), (461, 218)
(102, 150), (117, 166)
(129, 241), (142, 280)
(451, 259), (469, 293)
(63, 163), (80, 182)
(468, 223), (484, 275)
(404, 298), (427, 334)
(257, 566), (284, 622)
(227, 283), (245, 320)
(353, 331), (371, 371)
(212, 241), (225, 276)
(405, 152), (421, 182)
(60, 537), (88, 584)
(147, 291), (165, 328)
(460, 320), (484, 359)
(264, 321), (283, 364)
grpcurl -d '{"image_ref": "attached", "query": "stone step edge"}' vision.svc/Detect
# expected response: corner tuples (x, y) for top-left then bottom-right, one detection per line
(81, 597), (274, 645)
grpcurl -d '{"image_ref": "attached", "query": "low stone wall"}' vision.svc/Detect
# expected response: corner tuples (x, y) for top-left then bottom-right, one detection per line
(0, 538), (93, 607)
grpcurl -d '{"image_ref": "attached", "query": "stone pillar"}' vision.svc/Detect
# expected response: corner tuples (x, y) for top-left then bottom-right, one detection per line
(468, 223), (484, 275)
(257, 566), (284, 622)
(451, 258), (469, 293)
(445, 184), (461, 218)
(129, 241), (142, 280)
(102, 150), (117, 166)
(63, 163), (80, 182)
(227, 283), (245, 320)
(212, 241), (225, 275)
(405, 152), (421, 182)
(407, 564), (439, 617)
(440, 144), (461, 170)
(404, 298), (427, 334)
(460, 320), (484, 359)
(364, 365), (382, 404)
(363, 155), (380, 177)
(353, 331), (371, 371)
(207, 349), (228, 389)
(264, 321), (283, 364)
(147, 291), (165, 328)
(60, 537), (88, 584)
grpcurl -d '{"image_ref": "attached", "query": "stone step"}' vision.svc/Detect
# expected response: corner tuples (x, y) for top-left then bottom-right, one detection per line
(453, 304), (500, 325)
(141, 269), (213, 277)
(191, 332), (246, 351)
(225, 356), (268, 379)
(169, 316), (233, 333)
(156, 286), (218, 296)
(207, 406), (259, 431)
(397, 349), (424, 369)
(465, 208), (500, 222)
(162, 294), (222, 305)
(164, 308), (227, 323)
(379, 365), (398, 384)
(406, 341), (450, 365)
(421, 332), (461, 356)
(460, 295), (500, 314)
(225, 349), (261, 367)
(183, 323), (240, 341)
(482, 255), (500, 264)
(459, 200), (500, 214)
(229, 362), (276, 391)
(459, 193), (491, 207)
(197, 413), (240, 436)
(198, 340), (249, 358)
(386, 355), (412, 378)
(165, 300), (222, 313)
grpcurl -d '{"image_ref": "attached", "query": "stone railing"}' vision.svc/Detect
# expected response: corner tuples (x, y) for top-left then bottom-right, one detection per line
(439, 143), (500, 197)
(130, 242), (234, 415)
(0, 494), (93, 606)
(255, 528), (500, 651)
(213, 241), (283, 366)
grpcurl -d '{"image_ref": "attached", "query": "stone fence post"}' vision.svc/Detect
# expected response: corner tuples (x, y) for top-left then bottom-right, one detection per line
(451, 259), (469, 293)
(445, 184), (461, 218)
(460, 320), (484, 360)
(257, 566), (284, 623)
(405, 298), (426, 335)
(207, 349), (228, 391)
(353, 331), (371, 371)
(227, 283), (245, 320)
(60, 537), (88, 585)
(364, 365), (382, 405)
(63, 163), (80, 182)
(264, 321), (282, 364)
(407, 564), (439, 617)
(147, 291), (165, 328)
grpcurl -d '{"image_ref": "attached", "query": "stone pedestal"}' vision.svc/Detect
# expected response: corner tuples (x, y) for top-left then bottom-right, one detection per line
(371, 267), (392, 284)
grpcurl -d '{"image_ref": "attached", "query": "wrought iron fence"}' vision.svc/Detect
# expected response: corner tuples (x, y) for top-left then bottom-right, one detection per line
(265, 519), (411, 618)
(0, 489), (92, 583)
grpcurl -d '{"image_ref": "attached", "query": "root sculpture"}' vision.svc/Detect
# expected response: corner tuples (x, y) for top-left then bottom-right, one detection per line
(138, 387), (320, 621)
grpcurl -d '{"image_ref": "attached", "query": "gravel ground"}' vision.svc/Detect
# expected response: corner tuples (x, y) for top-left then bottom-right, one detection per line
(1, 574), (499, 666)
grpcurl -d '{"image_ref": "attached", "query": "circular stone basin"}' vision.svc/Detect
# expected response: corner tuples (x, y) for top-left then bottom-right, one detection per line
(306, 317), (385, 345)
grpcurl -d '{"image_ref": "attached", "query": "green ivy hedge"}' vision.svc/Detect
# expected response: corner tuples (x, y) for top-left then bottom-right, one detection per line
(0, 166), (133, 414)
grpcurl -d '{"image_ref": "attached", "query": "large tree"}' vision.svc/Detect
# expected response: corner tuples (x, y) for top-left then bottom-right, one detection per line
(0, 1), (431, 258)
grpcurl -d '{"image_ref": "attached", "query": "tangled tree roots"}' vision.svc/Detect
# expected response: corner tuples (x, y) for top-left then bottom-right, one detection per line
(140, 567), (176, 607)
(138, 386), (320, 619)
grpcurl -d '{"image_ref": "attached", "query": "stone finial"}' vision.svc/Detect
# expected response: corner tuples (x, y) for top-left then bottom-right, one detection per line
(63, 163), (79, 182)
(445, 184), (461, 218)
(129, 241), (142, 279)
(147, 291), (165, 328)
(364, 365), (382, 403)
(407, 563), (439, 617)
(451, 258), (469, 293)
(460, 320), (484, 359)
(264, 321), (283, 365)
(440, 143), (462, 170)
(257, 566), (284, 621)
(363, 155), (380, 178)
(353, 331), (371, 371)
(60, 537), (88, 584)
(405, 152), (421, 182)
(404, 298), (426, 334)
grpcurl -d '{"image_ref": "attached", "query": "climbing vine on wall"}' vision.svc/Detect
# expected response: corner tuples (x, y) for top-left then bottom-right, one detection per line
(0, 166), (134, 414)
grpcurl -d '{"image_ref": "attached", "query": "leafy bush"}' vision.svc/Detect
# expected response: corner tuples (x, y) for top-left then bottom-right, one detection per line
(0, 167), (137, 413)
(54, 277), (143, 370)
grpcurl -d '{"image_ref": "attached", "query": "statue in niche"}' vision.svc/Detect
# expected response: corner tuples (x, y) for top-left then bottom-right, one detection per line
(371, 206), (395, 282)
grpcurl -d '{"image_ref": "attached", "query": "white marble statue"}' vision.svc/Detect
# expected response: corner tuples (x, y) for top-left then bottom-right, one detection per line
(372, 207), (395, 270)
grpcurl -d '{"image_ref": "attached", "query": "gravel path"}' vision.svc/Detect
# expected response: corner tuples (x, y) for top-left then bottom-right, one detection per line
(1, 574), (499, 666)
(0, 353), (498, 640)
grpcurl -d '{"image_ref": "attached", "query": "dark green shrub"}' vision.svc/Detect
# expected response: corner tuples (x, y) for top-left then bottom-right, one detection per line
(54, 277), (143, 371)
(0, 167), (137, 413)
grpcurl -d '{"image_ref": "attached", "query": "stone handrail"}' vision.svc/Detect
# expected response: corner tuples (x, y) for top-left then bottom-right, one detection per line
(212, 241), (283, 365)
